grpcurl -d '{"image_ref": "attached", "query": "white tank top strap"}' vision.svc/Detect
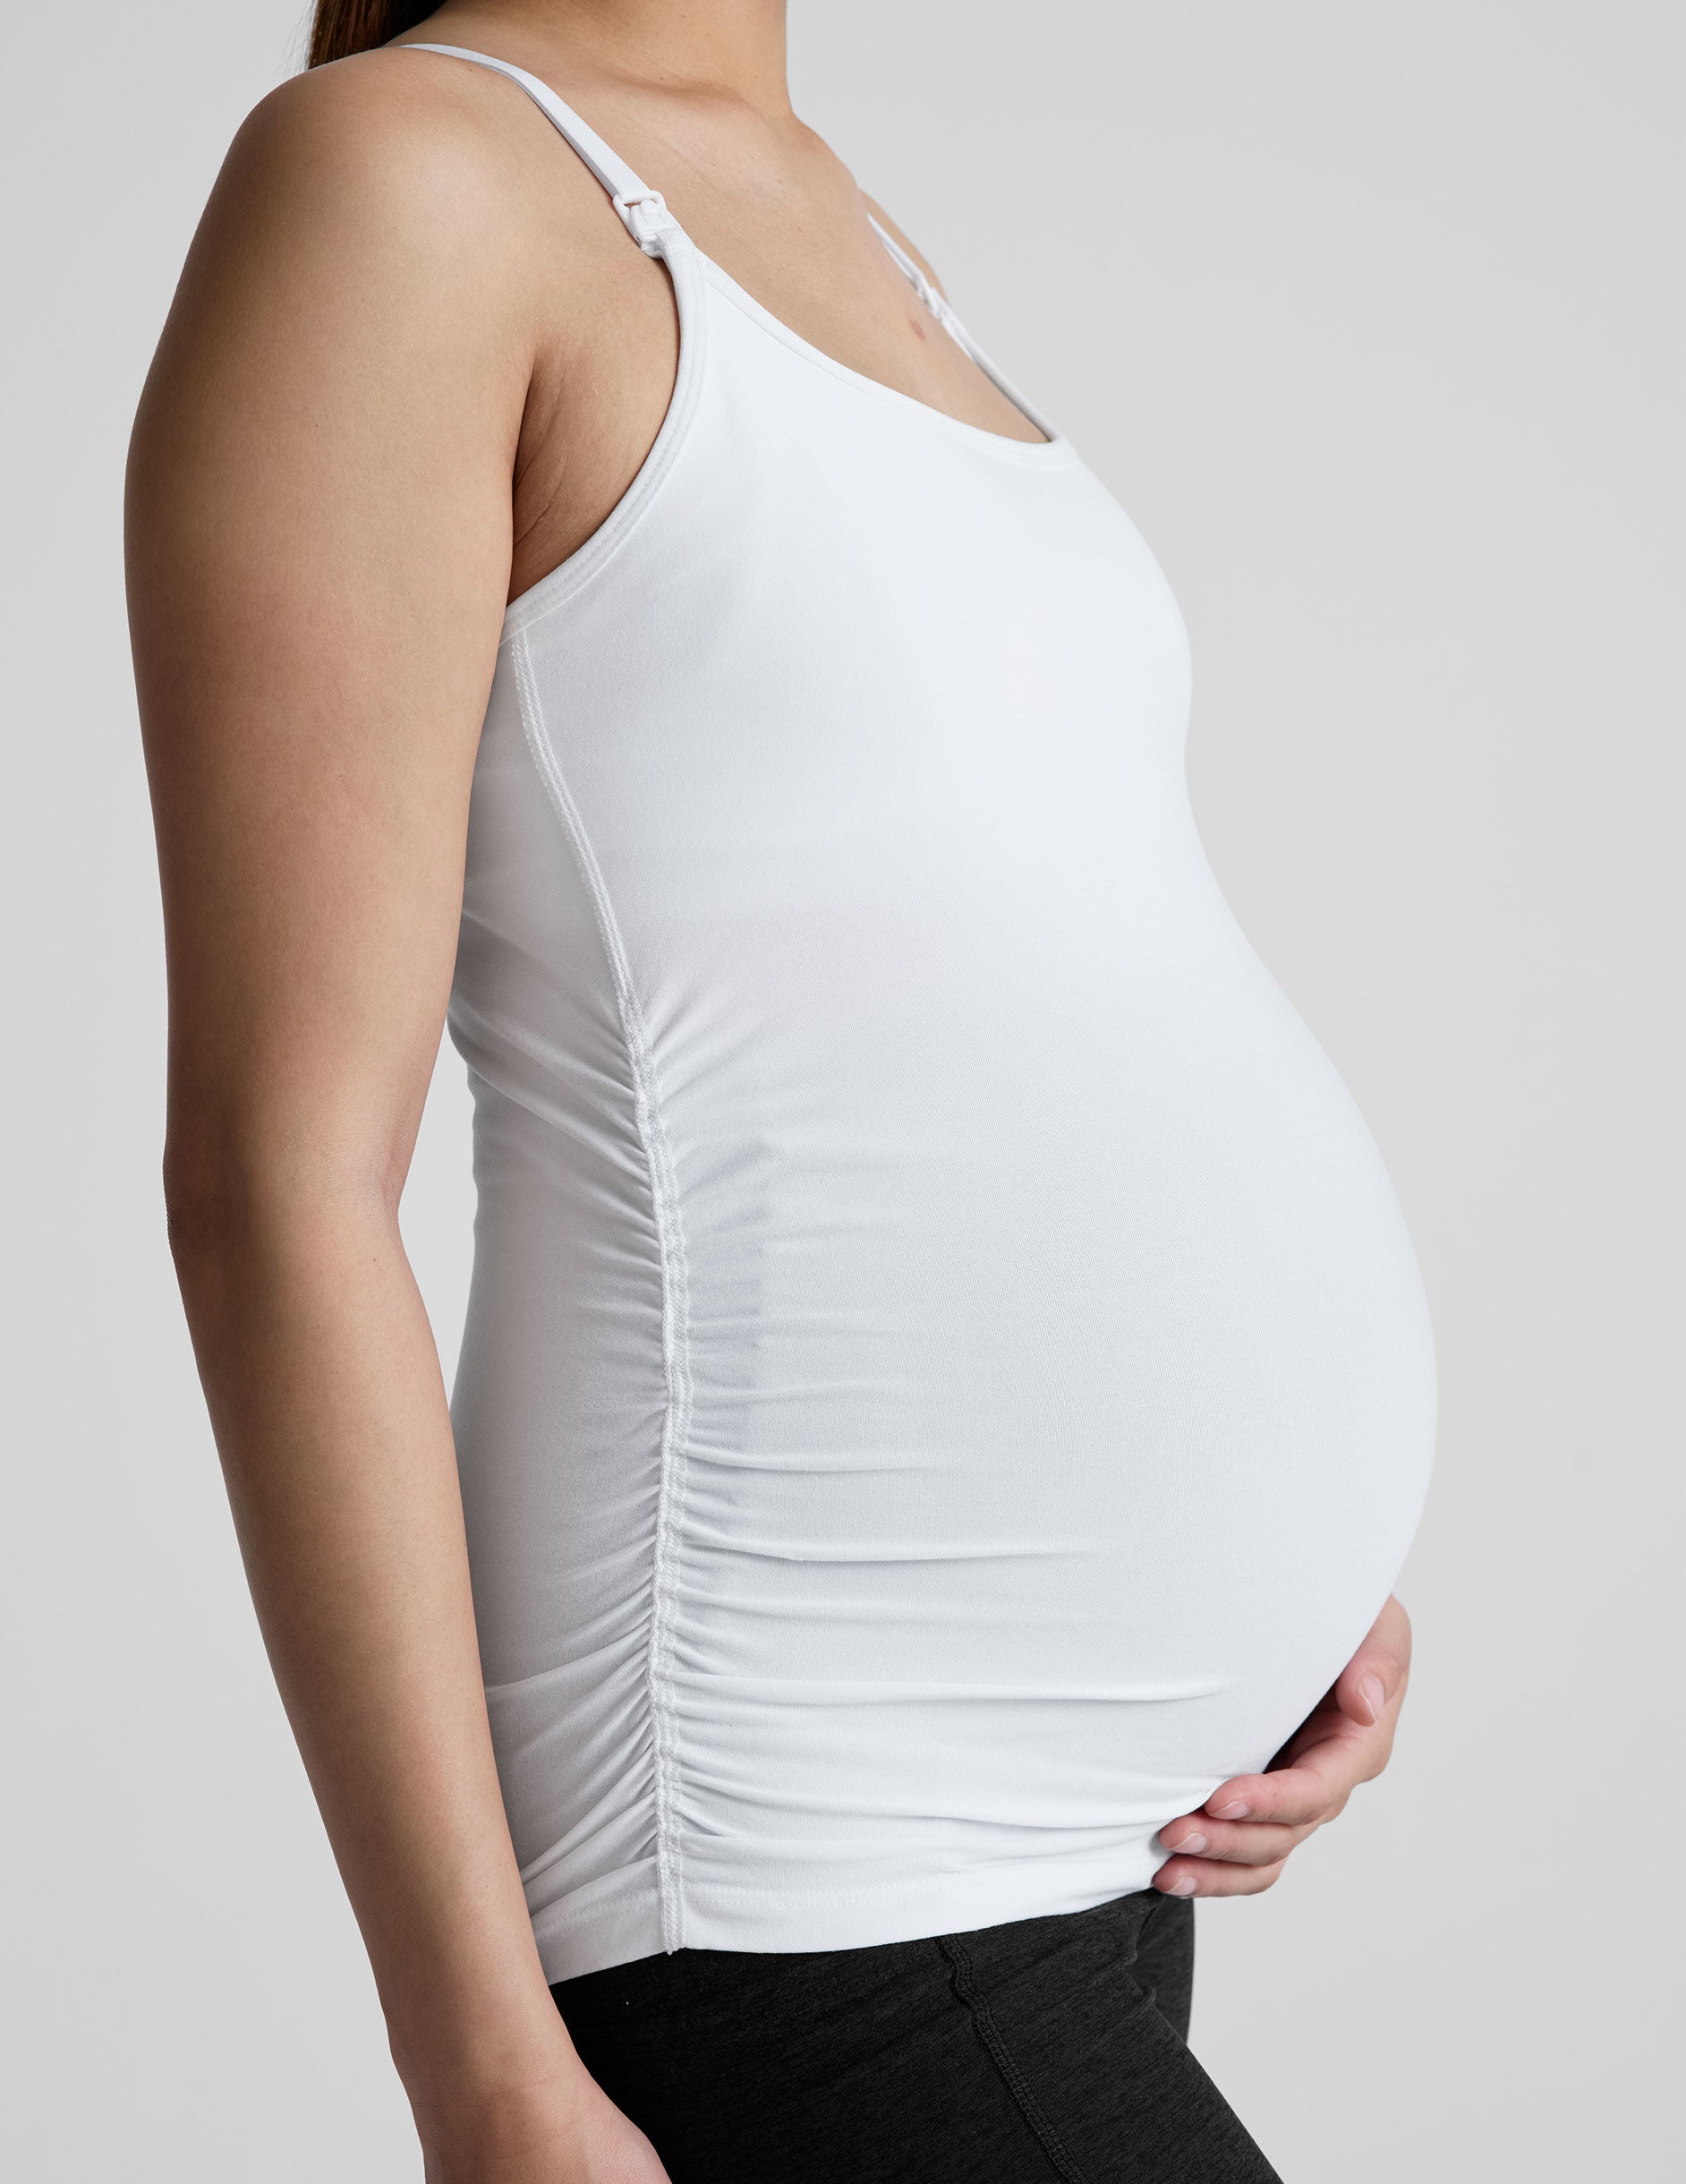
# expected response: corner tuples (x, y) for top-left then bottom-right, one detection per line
(406, 43), (966, 333)
(403, 43), (681, 257)
(864, 213), (969, 344)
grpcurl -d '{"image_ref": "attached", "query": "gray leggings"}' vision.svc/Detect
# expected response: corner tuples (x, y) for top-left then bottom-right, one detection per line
(550, 1888), (1282, 2181)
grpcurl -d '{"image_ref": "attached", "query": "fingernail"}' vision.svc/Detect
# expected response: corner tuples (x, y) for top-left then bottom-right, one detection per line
(1210, 1799), (1249, 1821)
(1171, 1872), (1199, 1895)
(1177, 1831), (1209, 1856)
(1359, 1674), (1387, 1724)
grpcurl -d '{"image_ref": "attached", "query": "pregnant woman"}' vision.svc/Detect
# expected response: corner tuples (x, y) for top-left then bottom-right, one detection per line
(129, 3), (1436, 2178)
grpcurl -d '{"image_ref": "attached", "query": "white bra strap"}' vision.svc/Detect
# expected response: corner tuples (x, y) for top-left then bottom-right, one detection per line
(403, 44), (680, 257)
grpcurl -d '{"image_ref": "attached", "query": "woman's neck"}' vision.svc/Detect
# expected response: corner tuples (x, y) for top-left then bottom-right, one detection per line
(422, 0), (793, 115)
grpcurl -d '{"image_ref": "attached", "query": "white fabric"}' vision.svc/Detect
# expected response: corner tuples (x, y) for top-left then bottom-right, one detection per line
(417, 46), (1438, 1984)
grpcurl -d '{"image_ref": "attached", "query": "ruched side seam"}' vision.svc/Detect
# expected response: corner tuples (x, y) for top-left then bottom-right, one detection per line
(512, 629), (695, 1954)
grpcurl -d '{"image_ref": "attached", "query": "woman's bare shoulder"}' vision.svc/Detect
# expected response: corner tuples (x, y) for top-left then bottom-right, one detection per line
(133, 47), (626, 499)
(207, 48), (583, 293)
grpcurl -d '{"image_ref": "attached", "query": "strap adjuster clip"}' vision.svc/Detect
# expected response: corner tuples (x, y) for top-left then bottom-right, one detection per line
(613, 189), (672, 255)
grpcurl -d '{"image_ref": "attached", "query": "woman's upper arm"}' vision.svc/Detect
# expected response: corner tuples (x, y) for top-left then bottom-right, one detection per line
(127, 57), (532, 1216)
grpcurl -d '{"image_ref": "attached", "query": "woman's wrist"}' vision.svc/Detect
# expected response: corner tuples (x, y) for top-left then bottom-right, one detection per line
(393, 1997), (592, 2156)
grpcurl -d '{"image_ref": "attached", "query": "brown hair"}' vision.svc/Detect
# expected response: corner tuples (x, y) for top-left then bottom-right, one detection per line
(307, 2), (441, 68)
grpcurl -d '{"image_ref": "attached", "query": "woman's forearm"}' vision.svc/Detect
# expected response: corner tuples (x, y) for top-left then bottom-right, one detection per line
(168, 1173), (580, 2134)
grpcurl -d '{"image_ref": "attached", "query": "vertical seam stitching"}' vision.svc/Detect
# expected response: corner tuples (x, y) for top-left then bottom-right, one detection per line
(934, 1935), (1094, 2184)
(512, 630), (695, 1953)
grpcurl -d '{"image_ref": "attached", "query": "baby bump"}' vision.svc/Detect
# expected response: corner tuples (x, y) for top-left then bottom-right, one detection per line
(667, 934), (1437, 1816)
(456, 925), (1435, 1861)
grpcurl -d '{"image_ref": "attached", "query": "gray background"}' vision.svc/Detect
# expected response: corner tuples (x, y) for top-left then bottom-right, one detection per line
(3, 3), (1680, 2176)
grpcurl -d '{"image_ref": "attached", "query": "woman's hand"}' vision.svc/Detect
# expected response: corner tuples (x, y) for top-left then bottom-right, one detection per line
(419, 2062), (672, 2184)
(1153, 1594), (1413, 1898)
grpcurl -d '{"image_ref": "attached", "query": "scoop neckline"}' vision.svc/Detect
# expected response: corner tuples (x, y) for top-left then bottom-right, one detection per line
(498, 220), (1084, 642)
(396, 39), (1074, 464)
(693, 247), (1077, 465)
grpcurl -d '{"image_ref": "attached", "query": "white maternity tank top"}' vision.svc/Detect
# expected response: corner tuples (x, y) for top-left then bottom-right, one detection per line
(414, 44), (1438, 1984)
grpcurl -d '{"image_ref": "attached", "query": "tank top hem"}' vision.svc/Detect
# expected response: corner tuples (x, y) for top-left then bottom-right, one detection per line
(534, 1841), (1173, 1984)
